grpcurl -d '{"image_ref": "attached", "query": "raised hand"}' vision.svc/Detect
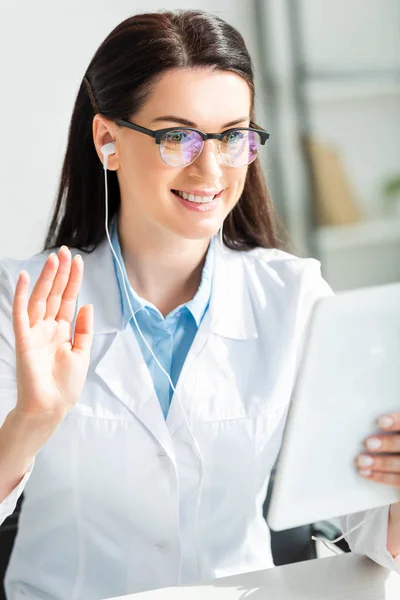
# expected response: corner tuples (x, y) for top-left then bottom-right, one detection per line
(12, 246), (94, 422)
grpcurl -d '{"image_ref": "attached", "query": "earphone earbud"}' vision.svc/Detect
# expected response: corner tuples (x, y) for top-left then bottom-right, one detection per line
(100, 142), (116, 170)
(101, 142), (115, 157)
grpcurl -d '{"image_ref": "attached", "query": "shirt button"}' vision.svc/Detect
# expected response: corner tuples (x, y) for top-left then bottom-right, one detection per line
(156, 451), (168, 460)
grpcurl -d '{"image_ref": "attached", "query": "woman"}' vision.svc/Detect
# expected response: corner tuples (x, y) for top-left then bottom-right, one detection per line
(0, 10), (399, 600)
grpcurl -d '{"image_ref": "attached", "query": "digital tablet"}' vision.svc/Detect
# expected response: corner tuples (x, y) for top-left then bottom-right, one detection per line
(267, 282), (400, 531)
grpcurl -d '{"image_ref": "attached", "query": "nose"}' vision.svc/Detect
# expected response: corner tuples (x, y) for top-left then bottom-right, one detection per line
(188, 139), (223, 179)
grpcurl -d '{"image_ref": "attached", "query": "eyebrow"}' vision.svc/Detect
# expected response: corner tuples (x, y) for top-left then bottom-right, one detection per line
(151, 115), (250, 129)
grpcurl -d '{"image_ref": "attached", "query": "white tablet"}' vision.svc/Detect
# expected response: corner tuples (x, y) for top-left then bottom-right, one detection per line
(267, 282), (400, 531)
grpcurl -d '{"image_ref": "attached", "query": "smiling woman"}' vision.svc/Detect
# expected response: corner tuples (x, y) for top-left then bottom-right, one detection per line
(1, 8), (398, 600)
(92, 68), (262, 246)
(44, 10), (282, 255)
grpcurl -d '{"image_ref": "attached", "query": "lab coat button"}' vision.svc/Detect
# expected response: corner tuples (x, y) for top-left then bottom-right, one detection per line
(157, 451), (167, 459)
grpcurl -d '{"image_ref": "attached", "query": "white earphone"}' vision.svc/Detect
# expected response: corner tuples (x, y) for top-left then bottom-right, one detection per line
(100, 142), (115, 170)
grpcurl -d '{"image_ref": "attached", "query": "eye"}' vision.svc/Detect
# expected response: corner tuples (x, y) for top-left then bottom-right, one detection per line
(166, 130), (187, 143)
(225, 130), (245, 143)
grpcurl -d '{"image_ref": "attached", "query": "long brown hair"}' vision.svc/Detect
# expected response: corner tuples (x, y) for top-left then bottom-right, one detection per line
(44, 10), (287, 252)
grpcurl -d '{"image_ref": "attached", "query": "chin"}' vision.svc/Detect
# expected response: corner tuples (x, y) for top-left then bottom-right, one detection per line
(172, 221), (222, 242)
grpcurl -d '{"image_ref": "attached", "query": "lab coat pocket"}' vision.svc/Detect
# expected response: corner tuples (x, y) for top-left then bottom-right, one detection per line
(193, 405), (286, 486)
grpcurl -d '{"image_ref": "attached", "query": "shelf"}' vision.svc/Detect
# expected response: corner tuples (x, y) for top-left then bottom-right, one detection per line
(314, 217), (400, 251)
(304, 78), (400, 102)
(303, 69), (400, 81)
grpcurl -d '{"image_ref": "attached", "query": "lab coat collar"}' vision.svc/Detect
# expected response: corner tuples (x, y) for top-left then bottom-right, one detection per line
(79, 235), (258, 340)
(210, 238), (258, 340)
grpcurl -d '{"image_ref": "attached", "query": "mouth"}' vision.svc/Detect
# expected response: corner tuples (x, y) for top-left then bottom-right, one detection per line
(171, 189), (222, 204)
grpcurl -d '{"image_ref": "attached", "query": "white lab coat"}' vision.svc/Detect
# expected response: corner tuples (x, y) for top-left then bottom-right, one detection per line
(0, 237), (398, 600)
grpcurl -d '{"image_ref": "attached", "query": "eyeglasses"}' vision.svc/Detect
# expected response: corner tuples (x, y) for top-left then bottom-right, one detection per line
(115, 119), (270, 168)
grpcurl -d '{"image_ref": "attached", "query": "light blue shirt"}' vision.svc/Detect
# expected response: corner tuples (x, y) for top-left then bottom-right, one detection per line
(110, 218), (214, 419)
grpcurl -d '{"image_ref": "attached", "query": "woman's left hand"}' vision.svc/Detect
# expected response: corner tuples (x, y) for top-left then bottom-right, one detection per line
(356, 413), (400, 487)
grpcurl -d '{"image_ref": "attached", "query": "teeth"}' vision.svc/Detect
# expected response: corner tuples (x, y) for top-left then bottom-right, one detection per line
(175, 190), (216, 203)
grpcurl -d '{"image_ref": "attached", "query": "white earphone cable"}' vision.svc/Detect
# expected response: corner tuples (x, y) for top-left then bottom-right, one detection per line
(102, 151), (205, 583)
(311, 508), (379, 554)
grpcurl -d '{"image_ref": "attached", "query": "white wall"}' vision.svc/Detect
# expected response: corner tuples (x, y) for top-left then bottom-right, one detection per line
(0, 0), (262, 259)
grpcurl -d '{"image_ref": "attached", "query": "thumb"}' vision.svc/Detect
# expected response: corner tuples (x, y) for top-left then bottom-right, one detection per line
(72, 304), (94, 355)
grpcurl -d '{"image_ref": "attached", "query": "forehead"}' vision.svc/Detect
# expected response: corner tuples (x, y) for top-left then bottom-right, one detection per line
(138, 68), (252, 128)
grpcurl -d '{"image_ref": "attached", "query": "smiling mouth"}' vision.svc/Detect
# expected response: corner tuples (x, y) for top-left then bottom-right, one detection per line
(171, 190), (220, 204)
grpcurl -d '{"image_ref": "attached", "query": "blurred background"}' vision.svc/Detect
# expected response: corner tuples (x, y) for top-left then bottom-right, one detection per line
(0, 0), (399, 290)
(0, 0), (399, 587)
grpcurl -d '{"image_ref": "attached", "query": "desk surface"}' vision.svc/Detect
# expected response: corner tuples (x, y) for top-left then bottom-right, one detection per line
(105, 553), (400, 600)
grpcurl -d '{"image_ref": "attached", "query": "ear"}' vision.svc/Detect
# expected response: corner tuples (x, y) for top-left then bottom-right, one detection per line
(92, 115), (119, 170)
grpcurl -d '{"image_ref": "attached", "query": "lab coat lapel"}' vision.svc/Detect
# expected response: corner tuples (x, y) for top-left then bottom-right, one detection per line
(79, 240), (175, 459)
(166, 238), (258, 434)
(95, 328), (176, 458)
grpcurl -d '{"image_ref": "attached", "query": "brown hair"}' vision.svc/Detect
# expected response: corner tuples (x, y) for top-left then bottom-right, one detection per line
(44, 10), (287, 252)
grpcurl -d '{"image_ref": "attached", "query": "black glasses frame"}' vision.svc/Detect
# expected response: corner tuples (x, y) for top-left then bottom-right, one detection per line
(115, 118), (270, 145)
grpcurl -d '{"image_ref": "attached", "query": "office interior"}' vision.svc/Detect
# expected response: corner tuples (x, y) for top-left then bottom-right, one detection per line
(0, 1), (399, 598)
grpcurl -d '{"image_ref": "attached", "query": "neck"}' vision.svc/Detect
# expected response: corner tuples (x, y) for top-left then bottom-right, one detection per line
(116, 213), (210, 316)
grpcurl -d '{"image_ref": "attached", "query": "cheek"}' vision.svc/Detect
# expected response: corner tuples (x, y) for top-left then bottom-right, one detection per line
(227, 168), (247, 201)
(121, 143), (171, 189)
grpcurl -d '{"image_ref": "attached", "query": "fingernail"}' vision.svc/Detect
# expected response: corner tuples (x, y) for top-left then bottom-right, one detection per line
(366, 438), (382, 450)
(378, 416), (394, 429)
(357, 455), (374, 467)
(359, 469), (372, 477)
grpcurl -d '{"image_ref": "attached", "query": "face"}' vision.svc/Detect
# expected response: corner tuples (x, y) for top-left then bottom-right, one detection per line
(97, 68), (253, 242)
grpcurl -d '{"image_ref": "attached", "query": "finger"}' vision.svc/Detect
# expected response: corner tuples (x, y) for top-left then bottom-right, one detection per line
(357, 453), (400, 474)
(12, 271), (31, 341)
(45, 246), (72, 320)
(56, 254), (84, 324)
(364, 435), (400, 453)
(358, 469), (400, 488)
(377, 413), (400, 432)
(27, 253), (59, 326)
(72, 304), (94, 355)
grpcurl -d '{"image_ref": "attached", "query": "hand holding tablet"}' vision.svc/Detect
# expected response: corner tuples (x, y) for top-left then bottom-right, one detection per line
(267, 282), (400, 531)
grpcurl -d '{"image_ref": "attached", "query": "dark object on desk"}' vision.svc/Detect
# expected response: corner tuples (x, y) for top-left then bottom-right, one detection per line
(0, 496), (23, 600)
(264, 469), (350, 565)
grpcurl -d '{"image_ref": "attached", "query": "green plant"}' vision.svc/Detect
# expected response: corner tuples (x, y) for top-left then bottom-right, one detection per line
(382, 175), (400, 200)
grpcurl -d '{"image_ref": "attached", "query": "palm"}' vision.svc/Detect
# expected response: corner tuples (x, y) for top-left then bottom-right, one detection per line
(13, 247), (93, 419)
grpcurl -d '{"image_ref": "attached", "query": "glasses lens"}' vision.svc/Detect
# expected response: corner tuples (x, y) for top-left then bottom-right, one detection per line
(220, 129), (261, 167)
(160, 130), (203, 167)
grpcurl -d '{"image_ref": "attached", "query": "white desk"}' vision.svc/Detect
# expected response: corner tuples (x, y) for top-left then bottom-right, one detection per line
(105, 553), (400, 599)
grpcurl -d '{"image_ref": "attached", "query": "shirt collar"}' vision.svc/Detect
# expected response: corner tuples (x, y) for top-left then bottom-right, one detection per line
(110, 216), (214, 327)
